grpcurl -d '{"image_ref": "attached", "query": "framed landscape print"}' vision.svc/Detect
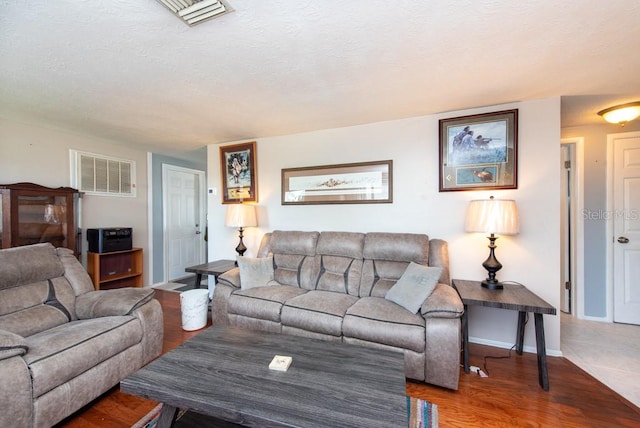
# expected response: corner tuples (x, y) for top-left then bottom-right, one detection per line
(281, 160), (392, 205)
(220, 142), (257, 203)
(439, 109), (518, 191)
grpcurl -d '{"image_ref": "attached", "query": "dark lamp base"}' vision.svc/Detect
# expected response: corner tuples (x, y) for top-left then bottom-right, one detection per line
(481, 280), (504, 290)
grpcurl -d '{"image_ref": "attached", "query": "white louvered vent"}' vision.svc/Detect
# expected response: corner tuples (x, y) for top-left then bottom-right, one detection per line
(155, 0), (233, 26)
(70, 150), (136, 197)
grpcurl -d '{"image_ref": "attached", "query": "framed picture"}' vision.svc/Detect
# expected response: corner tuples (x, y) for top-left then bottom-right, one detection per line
(282, 160), (393, 205)
(439, 109), (518, 192)
(219, 142), (258, 203)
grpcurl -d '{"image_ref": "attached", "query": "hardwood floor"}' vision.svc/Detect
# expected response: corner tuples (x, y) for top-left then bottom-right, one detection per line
(57, 289), (640, 427)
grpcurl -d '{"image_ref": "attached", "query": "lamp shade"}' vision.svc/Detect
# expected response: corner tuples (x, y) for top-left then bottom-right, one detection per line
(465, 197), (519, 235)
(225, 204), (257, 228)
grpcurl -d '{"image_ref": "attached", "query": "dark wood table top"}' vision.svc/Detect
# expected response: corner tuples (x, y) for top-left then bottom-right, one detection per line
(184, 259), (236, 275)
(452, 279), (556, 315)
(120, 325), (407, 427)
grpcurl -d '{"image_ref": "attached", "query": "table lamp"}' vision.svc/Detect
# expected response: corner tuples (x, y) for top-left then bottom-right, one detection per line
(465, 196), (519, 289)
(225, 204), (257, 259)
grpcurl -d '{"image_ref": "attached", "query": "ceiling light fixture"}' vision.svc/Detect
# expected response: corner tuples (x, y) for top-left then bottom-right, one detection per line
(597, 101), (640, 126)
(155, 0), (232, 26)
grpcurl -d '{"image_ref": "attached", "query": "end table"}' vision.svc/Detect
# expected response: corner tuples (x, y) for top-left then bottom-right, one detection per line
(184, 259), (236, 289)
(452, 279), (557, 391)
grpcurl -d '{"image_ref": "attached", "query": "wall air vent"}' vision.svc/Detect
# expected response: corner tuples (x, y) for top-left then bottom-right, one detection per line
(155, 0), (233, 26)
(70, 150), (136, 198)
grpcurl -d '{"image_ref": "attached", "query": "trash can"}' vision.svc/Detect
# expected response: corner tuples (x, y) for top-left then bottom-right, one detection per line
(180, 289), (209, 331)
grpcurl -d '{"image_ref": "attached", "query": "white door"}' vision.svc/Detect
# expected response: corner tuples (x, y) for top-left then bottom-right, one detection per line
(611, 131), (640, 325)
(163, 165), (206, 281)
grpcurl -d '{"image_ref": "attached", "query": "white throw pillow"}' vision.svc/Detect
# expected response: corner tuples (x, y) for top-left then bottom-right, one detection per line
(385, 262), (442, 314)
(236, 256), (276, 290)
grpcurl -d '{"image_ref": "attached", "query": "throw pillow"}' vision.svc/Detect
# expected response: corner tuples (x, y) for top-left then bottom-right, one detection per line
(237, 256), (276, 290)
(385, 263), (442, 314)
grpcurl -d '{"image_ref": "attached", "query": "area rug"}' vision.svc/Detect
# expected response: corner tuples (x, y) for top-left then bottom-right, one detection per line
(132, 396), (438, 427)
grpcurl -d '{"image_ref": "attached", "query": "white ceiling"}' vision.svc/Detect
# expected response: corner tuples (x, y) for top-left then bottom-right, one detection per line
(1, 1), (640, 160)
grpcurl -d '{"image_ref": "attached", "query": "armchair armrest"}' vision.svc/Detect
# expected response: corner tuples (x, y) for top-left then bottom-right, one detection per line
(217, 267), (241, 289)
(75, 288), (155, 319)
(0, 329), (28, 361)
(421, 283), (464, 319)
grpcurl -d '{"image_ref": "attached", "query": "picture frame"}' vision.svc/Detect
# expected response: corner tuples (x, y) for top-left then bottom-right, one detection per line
(281, 160), (392, 205)
(439, 109), (518, 192)
(219, 142), (258, 203)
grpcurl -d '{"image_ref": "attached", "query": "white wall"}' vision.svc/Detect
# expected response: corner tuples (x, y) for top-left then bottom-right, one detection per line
(0, 118), (151, 281)
(208, 98), (562, 354)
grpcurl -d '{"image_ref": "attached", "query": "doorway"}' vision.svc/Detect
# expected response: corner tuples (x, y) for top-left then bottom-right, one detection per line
(162, 165), (206, 282)
(560, 138), (584, 317)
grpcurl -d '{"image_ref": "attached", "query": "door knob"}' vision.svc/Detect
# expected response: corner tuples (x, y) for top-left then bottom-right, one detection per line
(617, 236), (629, 244)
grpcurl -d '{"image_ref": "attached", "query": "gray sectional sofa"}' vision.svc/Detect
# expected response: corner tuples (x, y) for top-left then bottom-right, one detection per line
(213, 230), (464, 390)
(0, 243), (163, 428)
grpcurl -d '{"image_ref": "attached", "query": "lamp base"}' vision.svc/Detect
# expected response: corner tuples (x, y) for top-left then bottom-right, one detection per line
(481, 279), (504, 290)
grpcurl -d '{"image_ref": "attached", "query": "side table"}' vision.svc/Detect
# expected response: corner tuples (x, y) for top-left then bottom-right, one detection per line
(452, 279), (557, 391)
(184, 259), (236, 289)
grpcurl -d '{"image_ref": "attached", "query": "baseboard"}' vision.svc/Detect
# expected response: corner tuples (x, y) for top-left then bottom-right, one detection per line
(469, 336), (563, 357)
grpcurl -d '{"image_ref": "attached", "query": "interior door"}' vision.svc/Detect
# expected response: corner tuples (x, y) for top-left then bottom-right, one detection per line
(560, 145), (572, 314)
(612, 131), (640, 325)
(163, 165), (206, 282)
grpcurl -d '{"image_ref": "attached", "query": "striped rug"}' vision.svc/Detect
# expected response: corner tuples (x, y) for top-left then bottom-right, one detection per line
(133, 396), (438, 427)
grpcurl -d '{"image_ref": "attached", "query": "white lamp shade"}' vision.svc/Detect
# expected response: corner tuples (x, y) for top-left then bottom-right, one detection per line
(465, 198), (519, 235)
(225, 204), (257, 228)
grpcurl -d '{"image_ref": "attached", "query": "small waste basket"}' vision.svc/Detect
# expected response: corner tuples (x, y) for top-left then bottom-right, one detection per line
(180, 289), (209, 331)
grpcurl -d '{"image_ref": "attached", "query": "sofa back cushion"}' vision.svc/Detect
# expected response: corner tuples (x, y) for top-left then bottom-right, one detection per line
(359, 233), (430, 297)
(314, 232), (364, 295)
(0, 243), (79, 337)
(269, 231), (320, 290)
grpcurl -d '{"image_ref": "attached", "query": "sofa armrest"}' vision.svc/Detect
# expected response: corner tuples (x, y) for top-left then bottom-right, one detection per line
(0, 329), (28, 361)
(421, 283), (464, 319)
(75, 288), (155, 319)
(218, 267), (241, 289)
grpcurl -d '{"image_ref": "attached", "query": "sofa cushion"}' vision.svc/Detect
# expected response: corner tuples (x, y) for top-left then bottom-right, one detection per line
(343, 297), (425, 353)
(315, 232), (364, 295)
(270, 231), (320, 290)
(236, 256), (277, 290)
(0, 243), (64, 290)
(24, 316), (143, 398)
(359, 233), (430, 298)
(228, 286), (308, 322)
(0, 274), (79, 337)
(385, 263), (442, 314)
(281, 290), (358, 337)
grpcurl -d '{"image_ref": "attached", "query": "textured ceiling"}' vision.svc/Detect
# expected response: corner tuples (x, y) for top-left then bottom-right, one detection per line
(1, 1), (639, 159)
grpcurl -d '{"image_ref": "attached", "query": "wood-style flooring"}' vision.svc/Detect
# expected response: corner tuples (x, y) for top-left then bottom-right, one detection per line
(57, 289), (640, 427)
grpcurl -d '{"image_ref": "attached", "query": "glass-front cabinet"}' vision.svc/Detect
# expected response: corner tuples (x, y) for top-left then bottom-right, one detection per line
(0, 183), (81, 257)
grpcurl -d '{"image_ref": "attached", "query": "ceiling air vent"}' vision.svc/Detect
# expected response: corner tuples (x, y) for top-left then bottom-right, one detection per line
(155, 0), (233, 26)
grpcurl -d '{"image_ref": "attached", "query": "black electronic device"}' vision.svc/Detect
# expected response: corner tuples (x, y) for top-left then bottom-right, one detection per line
(87, 228), (132, 253)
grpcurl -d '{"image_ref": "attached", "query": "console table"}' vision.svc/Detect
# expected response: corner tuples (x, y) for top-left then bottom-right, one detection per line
(184, 259), (236, 289)
(452, 279), (557, 390)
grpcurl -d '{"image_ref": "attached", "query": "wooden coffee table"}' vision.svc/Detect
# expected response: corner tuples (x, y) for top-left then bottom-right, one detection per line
(121, 326), (407, 427)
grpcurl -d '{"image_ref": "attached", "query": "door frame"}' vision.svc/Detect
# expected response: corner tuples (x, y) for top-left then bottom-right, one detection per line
(560, 137), (585, 318)
(606, 130), (640, 322)
(162, 164), (207, 282)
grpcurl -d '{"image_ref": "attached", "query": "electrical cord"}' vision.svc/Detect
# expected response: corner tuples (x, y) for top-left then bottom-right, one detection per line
(482, 312), (528, 375)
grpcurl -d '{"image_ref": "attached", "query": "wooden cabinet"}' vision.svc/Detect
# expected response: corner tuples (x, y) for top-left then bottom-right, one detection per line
(0, 182), (80, 257)
(87, 248), (143, 290)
